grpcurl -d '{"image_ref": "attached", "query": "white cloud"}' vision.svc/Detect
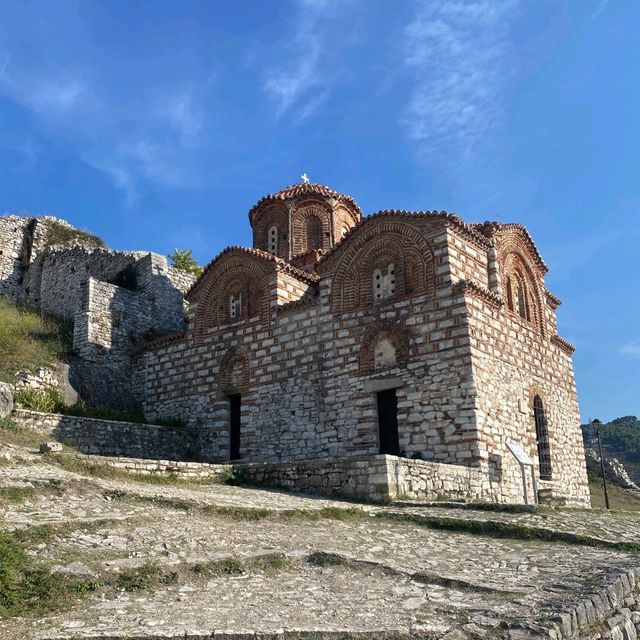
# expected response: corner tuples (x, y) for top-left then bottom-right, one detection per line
(401, 0), (520, 160)
(263, 0), (340, 119)
(0, 56), (210, 204)
(620, 342), (640, 359)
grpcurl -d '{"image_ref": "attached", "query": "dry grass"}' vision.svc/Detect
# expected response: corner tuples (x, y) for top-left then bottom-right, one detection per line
(0, 299), (72, 384)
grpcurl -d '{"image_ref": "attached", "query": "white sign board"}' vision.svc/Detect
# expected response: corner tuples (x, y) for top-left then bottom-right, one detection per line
(507, 442), (534, 466)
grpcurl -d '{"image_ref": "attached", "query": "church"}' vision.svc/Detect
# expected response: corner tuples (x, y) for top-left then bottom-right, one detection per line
(135, 179), (590, 506)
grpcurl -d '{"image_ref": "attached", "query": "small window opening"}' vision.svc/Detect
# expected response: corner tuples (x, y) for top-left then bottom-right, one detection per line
(533, 395), (552, 480)
(268, 226), (278, 255)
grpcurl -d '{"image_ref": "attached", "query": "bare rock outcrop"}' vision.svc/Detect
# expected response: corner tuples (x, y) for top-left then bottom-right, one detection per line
(0, 381), (13, 419)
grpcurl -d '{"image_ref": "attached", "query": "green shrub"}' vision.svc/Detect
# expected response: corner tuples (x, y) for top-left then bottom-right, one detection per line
(168, 249), (203, 277)
(0, 418), (20, 433)
(13, 387), (65, 413)
(115, 563), (161, 592)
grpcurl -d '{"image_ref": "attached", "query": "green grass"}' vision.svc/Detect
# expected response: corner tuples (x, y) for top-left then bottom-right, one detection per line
(589, 478), (640, 512)
(0, 299), (73, 384)
(0, 486), (36, 506)
(0, 531), (87, 619)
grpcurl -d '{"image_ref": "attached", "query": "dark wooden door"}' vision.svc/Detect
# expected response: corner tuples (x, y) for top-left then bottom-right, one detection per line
(377, 389), (400, 455)
(229, 394), (241, 460)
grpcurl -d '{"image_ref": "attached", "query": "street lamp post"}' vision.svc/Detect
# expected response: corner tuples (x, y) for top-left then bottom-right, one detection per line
(593, 418), (610, 510)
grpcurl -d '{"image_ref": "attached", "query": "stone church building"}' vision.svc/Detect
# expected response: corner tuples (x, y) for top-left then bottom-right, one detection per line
(135, 181), (590, 506)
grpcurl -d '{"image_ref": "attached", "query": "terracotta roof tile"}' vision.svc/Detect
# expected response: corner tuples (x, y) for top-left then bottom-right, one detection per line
(473, 221), (548, 274)
(248, 182), (363, 222)
(186, 246), (319, 301)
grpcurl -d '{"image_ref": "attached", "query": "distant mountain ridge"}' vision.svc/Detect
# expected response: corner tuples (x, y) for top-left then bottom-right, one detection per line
(582, 415), (640, 484)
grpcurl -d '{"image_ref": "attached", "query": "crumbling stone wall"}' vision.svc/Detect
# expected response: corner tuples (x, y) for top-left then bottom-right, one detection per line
(0, 213), (195, 409)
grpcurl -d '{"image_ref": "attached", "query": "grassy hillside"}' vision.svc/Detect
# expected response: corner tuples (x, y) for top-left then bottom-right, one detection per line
(0, 298), (73, 384)
(582, 416), (640, 484)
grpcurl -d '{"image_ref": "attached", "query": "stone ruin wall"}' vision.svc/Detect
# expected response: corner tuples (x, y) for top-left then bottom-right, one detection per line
(0, 213), (196, 408)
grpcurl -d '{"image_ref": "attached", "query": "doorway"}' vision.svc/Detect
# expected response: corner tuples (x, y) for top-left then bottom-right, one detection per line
(376, 389), (400, 455)
(228, 394), (241, 460)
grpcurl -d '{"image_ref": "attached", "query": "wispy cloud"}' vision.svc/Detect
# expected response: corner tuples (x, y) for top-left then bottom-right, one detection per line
(620, 342), (640, 359)
(0, 57), (211, 205)
(592, 0), (611, 19)
(263, 0), (340, 119)
(401, 0), (520, 160)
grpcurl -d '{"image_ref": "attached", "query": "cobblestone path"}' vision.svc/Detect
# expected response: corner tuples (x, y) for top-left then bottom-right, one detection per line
(1, 444), (640, 639)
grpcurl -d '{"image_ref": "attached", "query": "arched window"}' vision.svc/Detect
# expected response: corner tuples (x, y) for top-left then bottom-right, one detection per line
(517, 282), (529, 320)
(506, 277), (514, 312)
(229, 292), (242, 320)
(305, 216), (323, 251)
(533, 395), (552, 480)
(267, 226), (278, 255)
(373, 263), (396, 301)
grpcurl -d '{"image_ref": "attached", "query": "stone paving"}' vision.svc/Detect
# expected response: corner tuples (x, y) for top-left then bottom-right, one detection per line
(2, 443), (640, 639)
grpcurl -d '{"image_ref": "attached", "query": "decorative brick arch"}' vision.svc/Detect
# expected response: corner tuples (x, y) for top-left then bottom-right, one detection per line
(252, 204), (288, 258)
(291, 199), (332, 255)
(330, 219), (435, 315)
(194, 254), (271, 343)
(359, 320), (413, 374)
(218, 346), (251, 393)
(500, 250), (545, 334)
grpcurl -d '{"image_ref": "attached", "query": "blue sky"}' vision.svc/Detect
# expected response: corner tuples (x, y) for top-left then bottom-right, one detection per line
(0, 0), (638, 422)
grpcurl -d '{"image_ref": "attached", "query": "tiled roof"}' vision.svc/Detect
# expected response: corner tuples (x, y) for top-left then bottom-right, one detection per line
(248, 182), (363, 222)
(186, 246), (319, 301)
(473, 221), (548, 274)
(317, 209), (490, 267)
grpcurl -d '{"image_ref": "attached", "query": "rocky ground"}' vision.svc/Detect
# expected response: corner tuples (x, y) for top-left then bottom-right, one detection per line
(1, 438), (640, 639)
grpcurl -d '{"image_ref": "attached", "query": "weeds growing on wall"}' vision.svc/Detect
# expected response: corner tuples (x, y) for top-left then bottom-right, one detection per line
(0, 299), (73, 384)
(45, 220), (105, 249)
(13, 387), (187, 428)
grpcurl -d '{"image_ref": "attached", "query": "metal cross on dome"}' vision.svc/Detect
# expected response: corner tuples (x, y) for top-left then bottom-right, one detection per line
(301, 173), (310, 184)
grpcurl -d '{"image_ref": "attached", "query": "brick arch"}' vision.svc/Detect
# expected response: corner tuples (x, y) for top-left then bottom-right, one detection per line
(331, 220), (435, 315)
(333, 203), (361, 240)
(218, 346), (251, 393)
(194, 255), (271, 343)
(359, 320), (412, 374)
(252, 204), (288, 258)
(501, 250), (545, 334)
(291, 199), (332, 255)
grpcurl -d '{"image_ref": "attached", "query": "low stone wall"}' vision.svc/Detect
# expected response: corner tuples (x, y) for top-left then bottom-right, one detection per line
(235, 455), (493, 502)
(385, 456), (490, 501)
(80, 453), (229, 480)
(235, 455), (391, 500)
(12, 409), (200, 461)
(544, 566), (640, 639)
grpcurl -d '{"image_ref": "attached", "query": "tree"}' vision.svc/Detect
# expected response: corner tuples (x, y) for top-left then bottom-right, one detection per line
(168, 249), (203, 277)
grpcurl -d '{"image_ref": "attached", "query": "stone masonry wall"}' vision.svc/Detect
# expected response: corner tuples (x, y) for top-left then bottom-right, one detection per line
(72, 278), (154, 407)
(12, 409), (200, 460)
(464, 291), (590, 507)
(0, 215), (30, 297)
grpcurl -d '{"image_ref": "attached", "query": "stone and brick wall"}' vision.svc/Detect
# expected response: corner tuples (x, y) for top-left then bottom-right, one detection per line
(136, 196), (588, 507)
(12, 409), (200, 460)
